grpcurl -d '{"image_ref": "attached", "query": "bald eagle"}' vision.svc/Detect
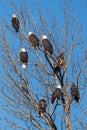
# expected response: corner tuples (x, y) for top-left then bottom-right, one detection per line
(41, 35), (53, 55)
(54, 53), (64, 74)
(51, 85), (63, 104)
(28, 32), (39, 49)
(11, 14), (20, 33)
(70, 82), (80, 102)
(20, 48), (28, 69)
(38, 98), (46, 115)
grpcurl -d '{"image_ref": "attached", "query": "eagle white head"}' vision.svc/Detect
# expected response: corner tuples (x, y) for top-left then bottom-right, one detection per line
(41, 35), (47, 40)
(57, 85), (62, 90)
(28, 31), (33, 36)
(22, 63), (26, 69)
(20, 48), (26, 52)
(12, 14), (16, 18)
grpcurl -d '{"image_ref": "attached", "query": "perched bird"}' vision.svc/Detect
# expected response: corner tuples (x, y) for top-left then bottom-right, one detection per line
(54, 53), (64, 74)
(19, 48), (28, 69)
(51, 85), (62, 104)
(11, 14), (20, 33)
(38, 98), (46, 115)
(28, 32), (39, 49)
(70, 82), (80, 102)
(41, 35), (53, 55)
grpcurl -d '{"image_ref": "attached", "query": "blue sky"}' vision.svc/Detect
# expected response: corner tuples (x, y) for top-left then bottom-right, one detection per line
(0, 0), (87, 130)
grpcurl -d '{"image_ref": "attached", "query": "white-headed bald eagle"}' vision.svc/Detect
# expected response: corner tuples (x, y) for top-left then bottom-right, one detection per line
(51, 85), (63, 104)
(11, 14), (20, 33)
(38, 98), (46, 115)
(70, 82), (80, 102)
(28, 32), (39, 49)
(20, 48), (28, 69)
(41, 35), (53, 55)
(54, 53), (64, 74)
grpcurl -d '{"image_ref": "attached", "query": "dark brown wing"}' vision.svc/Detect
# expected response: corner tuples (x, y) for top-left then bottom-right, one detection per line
(29, 34), (39, 48)
(51, 88), (61, 103)
(53, 63), (62, 74)
(54, 53), (64, 73)
(71, 86), (80, 102)
(11, 17), (20, 32)
(75, 89), (80, 102)
(71, 82), (77, 97)
(71, 86), (76, 97)
(42, 39), (53, 55)
(20, 52), (28, 64)
(55, 53), (64, 66)
(59, 53), (64, 60)
(39, 99), (46, 113)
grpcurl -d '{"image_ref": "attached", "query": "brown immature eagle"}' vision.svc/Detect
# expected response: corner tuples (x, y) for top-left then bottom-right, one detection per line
(28, 32), (39, 49)
(19, 48), (28, 69)
(70, 82), (80, 102)
(41, 35), (53, 55)
(11, 14), (20, 33)
(51, 85), (63, 104)
(38, 98), (47, 115)
(54, 52), (64, 74)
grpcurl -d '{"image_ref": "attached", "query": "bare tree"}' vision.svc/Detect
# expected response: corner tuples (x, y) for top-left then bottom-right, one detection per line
(0, 0), (87, 130)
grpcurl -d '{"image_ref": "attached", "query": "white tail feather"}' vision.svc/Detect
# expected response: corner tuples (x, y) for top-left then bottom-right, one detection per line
(22, 64), (26, 69)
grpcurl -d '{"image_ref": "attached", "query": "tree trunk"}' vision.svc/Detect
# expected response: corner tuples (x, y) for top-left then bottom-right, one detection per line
(64, 84), (72, 130)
